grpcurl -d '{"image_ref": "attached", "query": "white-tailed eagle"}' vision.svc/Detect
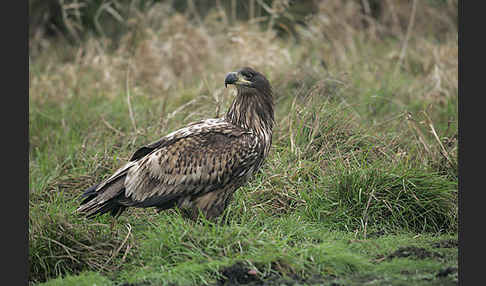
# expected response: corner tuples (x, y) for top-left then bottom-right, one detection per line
(77, 67), (274, 219)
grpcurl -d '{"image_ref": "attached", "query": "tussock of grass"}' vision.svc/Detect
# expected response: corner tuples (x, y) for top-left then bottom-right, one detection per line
(29, 193), (135, 283)
(325, 164), (457, 233)
(30, 1), (457, 285)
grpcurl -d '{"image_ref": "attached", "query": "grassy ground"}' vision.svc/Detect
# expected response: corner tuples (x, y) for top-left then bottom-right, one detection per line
(29, 1), (457, 285)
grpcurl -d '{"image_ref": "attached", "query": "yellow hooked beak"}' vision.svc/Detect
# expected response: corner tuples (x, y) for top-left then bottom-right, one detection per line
(224, 72), (252, 88)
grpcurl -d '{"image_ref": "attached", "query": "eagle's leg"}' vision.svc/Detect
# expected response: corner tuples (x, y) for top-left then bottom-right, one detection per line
(191, 188), (236, 221)
(110, 217), (117, 232)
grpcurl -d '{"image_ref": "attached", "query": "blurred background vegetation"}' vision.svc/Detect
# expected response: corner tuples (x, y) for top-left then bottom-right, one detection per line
(29, 0), (457, 52)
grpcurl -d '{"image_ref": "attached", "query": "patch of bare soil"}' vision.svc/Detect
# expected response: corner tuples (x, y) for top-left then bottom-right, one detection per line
(215, 262), (329, 286)
(436, 266), (458, 278)
(385, 246), (444, 260)
(432, 239), (458, 249)
(216, 262), (261, 285)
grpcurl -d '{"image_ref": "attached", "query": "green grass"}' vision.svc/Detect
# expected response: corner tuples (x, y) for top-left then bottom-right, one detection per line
(29, 3), (457, 285)
(29, 78), (458, 284)
(36, 272), (113, 286)
(29, 73), (458, 285)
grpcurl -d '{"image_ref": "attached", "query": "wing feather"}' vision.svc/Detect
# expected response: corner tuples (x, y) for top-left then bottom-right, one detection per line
(122, 119), (260, 208)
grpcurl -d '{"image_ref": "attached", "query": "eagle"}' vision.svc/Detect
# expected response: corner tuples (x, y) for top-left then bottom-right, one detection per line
(77, 67), (274, 220)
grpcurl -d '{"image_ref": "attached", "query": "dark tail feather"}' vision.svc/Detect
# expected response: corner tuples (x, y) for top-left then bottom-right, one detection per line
(84, 194), (127, 219)
(79, 183), (100, 204)
(77, 176), (127, 218)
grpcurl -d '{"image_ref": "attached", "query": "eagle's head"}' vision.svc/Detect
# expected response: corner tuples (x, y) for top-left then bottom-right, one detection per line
(224, 67), (270, 94)
(224, 67), (274, 152)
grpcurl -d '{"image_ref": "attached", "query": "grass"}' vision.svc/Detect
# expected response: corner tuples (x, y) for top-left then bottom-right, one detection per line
(29, 1), (457, 285)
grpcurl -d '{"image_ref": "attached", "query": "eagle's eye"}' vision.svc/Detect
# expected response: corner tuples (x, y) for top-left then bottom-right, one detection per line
(241, 71), (253, 80)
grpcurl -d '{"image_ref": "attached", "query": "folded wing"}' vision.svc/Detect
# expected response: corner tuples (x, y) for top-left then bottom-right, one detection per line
(77, 119), (261, 218)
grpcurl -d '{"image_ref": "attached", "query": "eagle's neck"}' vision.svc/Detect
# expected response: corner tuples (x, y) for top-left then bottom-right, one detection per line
(225, 87), (274, 156)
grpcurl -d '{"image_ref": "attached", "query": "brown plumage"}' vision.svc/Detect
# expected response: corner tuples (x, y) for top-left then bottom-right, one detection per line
(77, 67), (274, 219)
